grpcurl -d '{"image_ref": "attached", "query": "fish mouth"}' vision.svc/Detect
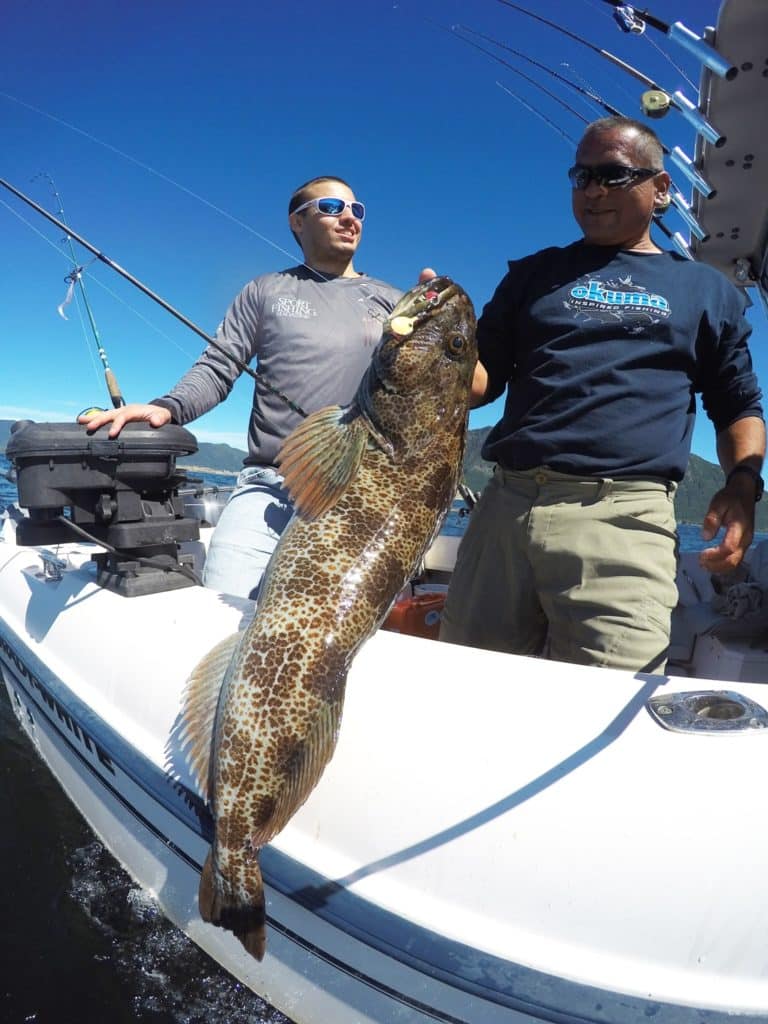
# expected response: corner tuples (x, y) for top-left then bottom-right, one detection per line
(384, 276), (459, 335)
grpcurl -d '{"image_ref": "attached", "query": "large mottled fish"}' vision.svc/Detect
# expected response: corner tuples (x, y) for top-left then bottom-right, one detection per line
(180, 277), (476, 960)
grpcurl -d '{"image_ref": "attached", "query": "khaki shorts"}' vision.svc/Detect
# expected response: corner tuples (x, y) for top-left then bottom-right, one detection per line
(440, 466), (679, 673)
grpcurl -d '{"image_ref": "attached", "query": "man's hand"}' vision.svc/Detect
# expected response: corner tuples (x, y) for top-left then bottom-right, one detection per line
(78, 403), (172, 439)
(699, 475), (758, 573)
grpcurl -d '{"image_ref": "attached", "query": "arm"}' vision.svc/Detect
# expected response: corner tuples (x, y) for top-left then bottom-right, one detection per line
(699, 415), (766, 572)
(80, 281), (261, 437)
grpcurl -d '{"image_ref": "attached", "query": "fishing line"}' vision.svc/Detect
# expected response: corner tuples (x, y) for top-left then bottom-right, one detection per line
(496, 83), (577, 147)
(448, 26), (598, 126)
(640, 32), (698, 92)
(448, 20), (714, 214)
(574, 0), (698, 91)
(0, 91), (390, 325)
(0, 195), (198, 363)
(456, 24), (624, 119)
(33, 172), (125, 408)
(557, 63), (608, 117)
(0, 183), (310, 418)
(596, 0), (736, 80)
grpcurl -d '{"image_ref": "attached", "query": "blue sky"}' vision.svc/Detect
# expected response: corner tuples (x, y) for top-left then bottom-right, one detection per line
(2, 0), (760, 463)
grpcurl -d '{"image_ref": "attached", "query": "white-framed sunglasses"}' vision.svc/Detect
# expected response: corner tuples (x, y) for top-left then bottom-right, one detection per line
(292, 196), (366, 221)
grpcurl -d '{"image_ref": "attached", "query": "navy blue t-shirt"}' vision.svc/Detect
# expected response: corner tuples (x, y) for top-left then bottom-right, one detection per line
(479, 242), (763, 481)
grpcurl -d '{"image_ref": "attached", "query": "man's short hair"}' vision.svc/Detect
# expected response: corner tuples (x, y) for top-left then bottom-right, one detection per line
(580, 116), (665, 170)
(288, 176), (354, 247)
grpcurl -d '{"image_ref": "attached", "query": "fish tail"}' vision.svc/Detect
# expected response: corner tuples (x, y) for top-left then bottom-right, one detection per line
(199, 849), (267, 961)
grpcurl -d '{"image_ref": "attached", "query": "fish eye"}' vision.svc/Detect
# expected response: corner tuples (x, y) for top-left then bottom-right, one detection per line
(446, 334), (466, 357)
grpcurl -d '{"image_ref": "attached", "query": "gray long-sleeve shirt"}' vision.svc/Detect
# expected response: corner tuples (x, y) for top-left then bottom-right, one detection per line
(152, 265), (402, 466)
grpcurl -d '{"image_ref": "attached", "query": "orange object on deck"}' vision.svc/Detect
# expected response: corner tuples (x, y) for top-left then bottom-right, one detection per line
(382, 592), (446, 640)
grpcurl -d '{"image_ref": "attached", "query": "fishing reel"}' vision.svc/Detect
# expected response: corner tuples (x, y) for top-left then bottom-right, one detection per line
(641, 89), (671, 119)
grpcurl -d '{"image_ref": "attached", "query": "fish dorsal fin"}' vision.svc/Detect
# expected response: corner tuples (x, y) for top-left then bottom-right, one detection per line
(178, 631), (241, 803)
(251, 698), (343, 848)
(276, 405), (371, 520)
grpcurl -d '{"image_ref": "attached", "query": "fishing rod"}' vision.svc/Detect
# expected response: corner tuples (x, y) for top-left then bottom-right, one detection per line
(0, 175), (309, 419)
(447, 24), (603, 127)
(600, 1), (737, 79)
(457, 25), (624, 117)
(496, 82), (578, 147)
(33, 173), (125, 409)
(451, 24), (713, 232)
(494, 0), (725, 147)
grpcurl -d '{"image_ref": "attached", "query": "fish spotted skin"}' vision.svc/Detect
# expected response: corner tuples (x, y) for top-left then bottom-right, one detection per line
(184, 277), (476, 960)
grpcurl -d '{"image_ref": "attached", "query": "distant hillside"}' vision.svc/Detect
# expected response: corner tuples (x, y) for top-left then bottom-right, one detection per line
(179, 442), (246, 474)
(2, 418), (766, 529)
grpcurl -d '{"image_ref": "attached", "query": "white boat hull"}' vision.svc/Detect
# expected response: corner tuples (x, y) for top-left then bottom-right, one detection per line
(2, 531), (768, 1023)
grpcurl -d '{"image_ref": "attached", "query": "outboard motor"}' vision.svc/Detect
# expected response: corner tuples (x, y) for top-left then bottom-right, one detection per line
(7, 420), (202, 596)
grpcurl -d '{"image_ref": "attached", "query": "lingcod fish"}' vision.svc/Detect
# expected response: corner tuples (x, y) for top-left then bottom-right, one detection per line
(180, 277), (477, 960)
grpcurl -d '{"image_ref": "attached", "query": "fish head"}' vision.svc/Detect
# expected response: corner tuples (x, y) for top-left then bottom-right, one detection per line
(366, 277), (477, 447)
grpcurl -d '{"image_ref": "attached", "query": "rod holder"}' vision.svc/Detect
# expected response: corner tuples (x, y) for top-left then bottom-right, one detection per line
(672, 91), (725, 147)
(669, 231), (694, 260)
(669, 192), (708, 241)
(670, 147), (715, 199)
(668, 21), (737, 80)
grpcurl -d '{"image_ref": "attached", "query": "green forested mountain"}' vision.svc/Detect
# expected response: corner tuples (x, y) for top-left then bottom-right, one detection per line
(1, 418), (765, 529)
(179, 442), (246, 473)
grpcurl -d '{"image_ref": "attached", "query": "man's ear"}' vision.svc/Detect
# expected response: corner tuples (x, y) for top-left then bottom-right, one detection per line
(654, 172), (672, 210)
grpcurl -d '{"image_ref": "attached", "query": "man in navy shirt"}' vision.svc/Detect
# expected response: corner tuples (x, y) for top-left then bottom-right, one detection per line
(441, 116), (765, 673)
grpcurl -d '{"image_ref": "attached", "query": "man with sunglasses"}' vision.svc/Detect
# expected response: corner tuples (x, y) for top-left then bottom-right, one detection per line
(441, 116), (765, 674)
(80, 176), (405, 599)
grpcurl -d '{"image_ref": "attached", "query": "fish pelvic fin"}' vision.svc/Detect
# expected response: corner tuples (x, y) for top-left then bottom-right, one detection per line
(276, 404), (372, 520)
(199, 849), (266, 962)
(179, 632), (241, 803)
(259, 697), (344, 845)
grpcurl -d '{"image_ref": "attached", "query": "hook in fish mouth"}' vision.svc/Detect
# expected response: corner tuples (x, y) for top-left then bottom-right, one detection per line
(385, 277), (459, 337)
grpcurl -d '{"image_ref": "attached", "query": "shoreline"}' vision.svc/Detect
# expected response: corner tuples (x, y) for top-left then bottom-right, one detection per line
(179, 464), (239, 477)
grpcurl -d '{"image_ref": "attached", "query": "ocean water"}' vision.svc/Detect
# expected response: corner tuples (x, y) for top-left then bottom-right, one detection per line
(0, 452), (765, 1020)
(0, 454), (289, 1023)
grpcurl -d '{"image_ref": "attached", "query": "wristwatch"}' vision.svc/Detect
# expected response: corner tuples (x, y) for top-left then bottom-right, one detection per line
(726, 465), (764, 502)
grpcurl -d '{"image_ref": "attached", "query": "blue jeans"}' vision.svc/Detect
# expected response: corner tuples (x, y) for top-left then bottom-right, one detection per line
(202, 465), (293, 600)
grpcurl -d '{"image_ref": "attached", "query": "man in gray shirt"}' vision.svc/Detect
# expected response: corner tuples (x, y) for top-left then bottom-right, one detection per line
(81, 176), (404, 599)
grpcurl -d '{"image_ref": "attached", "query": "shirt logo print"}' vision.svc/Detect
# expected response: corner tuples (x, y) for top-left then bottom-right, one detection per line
(564, 275), (671, 331)
(272, 297), (318, 319)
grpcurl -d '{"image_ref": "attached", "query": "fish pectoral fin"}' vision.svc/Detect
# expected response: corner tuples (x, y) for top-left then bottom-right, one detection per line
(255, 698), (344, 846)
(179, 631), (241, 803)
(276, 405), (369, 520)
(199, 850), (266, 961)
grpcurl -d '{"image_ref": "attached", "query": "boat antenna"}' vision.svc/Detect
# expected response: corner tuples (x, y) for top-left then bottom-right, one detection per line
(493, 0), (726, 147)
(32, 173), (126, 409)
(599, 1), (737, 80)
(0, 176), (309, 419)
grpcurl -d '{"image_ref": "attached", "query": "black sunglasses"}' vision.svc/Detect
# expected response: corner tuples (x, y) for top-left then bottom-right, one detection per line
(568, 163), (659, 190)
